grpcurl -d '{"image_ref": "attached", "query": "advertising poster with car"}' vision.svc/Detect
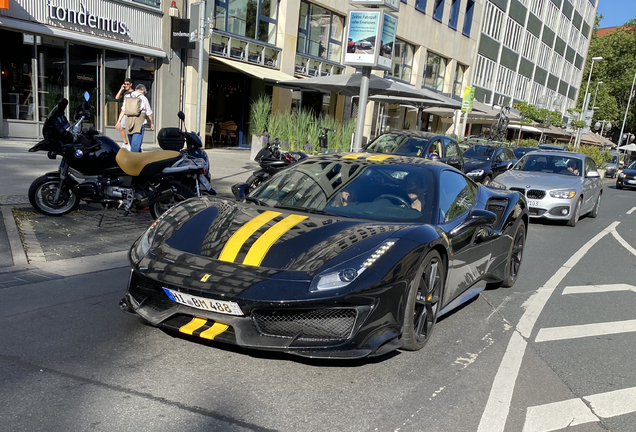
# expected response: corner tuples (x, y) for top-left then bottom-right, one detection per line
(343, 10), (381, 67)
(378, 13), (397, 70)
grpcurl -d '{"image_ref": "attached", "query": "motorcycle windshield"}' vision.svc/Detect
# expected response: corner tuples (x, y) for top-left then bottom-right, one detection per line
(42, 99), (71, 138)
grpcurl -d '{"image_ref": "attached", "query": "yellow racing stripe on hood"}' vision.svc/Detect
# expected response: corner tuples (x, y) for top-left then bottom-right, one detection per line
(341, 152), (372, 159)
(366, 154), (395, 161)
(199, 322), (229, 340)
(242, 214), (308, 266)
(179, 317), (208, 335)
(218, 211), (281, 262)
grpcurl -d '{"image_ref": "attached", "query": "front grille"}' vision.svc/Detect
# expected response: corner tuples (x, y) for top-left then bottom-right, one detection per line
(529, 208), (546, 216)
(527, 189), (546, 199)
(252, 309), (357, 341)
(128, 272), (176, 312)
(510, 187), (526, 196)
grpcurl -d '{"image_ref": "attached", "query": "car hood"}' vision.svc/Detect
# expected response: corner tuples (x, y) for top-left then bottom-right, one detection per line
(463, 158), (491, 172)
(622, 168), (636, 177)
(497, 170), (581, 190)
(151, 197), (407, 275)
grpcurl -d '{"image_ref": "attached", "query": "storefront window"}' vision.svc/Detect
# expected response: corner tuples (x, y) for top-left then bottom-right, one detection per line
(423, 51), (448, 92)
(130, 54), (156, 106)
(105, 50), (129, 126)
(68, 44), (100, 127)
(215, 0), (279, 45)
(453, 63), (466, 97)
(0, 29), (35, 120)
(297, 1), (344, 63)
(36, 37), (66, 120)
(386, 39), (414, 83)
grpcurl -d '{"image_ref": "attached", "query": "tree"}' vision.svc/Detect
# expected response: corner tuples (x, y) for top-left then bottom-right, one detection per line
(566, 108), (587, 145)
(513, 101), (536, 144)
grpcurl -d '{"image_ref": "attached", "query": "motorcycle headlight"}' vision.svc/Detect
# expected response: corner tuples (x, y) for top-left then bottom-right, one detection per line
(132, 219), (160, 262)
(467, 170), (484, 177)
(549, 189), (577, 199)
(310, 240), (397, 292)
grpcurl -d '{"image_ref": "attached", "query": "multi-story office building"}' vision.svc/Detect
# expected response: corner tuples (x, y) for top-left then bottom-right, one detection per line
(471, 0), (598, 114)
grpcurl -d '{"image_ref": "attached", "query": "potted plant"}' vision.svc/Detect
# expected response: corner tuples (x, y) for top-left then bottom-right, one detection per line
(250, 94), (271, 161)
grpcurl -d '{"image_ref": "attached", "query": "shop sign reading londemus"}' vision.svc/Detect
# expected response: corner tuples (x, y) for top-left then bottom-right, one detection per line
(47, 0), (131, 37)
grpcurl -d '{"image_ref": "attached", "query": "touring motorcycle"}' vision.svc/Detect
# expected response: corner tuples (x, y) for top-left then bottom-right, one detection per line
(28, 93), (202, 219)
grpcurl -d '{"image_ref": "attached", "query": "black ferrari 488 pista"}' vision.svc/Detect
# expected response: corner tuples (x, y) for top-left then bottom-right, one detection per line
(122, 154), (528, 359)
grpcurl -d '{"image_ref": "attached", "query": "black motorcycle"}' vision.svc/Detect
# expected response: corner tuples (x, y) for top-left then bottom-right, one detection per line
(246, 139), (309, 192)
(28, 93), (198, 219)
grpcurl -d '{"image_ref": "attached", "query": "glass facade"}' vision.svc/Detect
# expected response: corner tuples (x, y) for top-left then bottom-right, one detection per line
(297, 1), (344, 63)
(214, 0), (279, 45)
(423, 52), (448, 92)
(453, 63), (466, 97)
(386, 39), (414, 83)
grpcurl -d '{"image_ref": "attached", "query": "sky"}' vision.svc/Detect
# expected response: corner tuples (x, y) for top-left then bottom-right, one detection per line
(597, 0), (636, 28)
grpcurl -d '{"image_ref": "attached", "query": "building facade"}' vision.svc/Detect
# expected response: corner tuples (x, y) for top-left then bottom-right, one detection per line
(0, 0), (182, 142)
(470, 0), (598, 114)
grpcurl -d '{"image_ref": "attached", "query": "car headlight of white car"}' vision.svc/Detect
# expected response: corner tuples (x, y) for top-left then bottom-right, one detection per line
(467, 169), (484, 177)
(549, 189), (577, 199)
(489, 180), (507, 190)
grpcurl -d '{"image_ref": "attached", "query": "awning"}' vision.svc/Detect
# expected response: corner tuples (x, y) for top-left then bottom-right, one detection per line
(212, 56), (296, 83)
(0, 16), (166, 58)
(507, 124), (542, 133)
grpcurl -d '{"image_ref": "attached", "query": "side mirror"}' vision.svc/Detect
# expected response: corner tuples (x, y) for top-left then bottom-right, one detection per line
(177, 111), (186, 122)
(586, 170), (600, 178)
(506, 162), (514, 170)
(449, 209), (497, 237)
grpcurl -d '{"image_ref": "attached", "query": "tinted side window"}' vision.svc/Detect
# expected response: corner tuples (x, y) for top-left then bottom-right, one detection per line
(504, 148), (515, 161)
(396, 138), (429, 157)
(585, 157), (597, 174)
(444, 139), (459, 157)
(428, 140), (442, 158)
(494, 148), (505, 163)
(439, 170), (477, 222)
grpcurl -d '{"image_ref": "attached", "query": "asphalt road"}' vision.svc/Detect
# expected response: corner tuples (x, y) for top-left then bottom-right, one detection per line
(1, 141), (635, 431)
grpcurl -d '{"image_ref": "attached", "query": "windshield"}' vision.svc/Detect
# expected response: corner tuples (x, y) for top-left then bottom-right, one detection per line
(463, 145), (496, 161)
(514, 154), (582, 176)
(366, 134), (409, 154)
(513, 147), (537, 158)
(628, 161), (636, 170)
(249, 159), (437, 224)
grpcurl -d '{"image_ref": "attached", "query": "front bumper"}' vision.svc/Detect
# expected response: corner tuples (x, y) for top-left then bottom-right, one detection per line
(507, 187), (576, 220)
(122, 269), (407, 359)
(616, 175), (636, 189)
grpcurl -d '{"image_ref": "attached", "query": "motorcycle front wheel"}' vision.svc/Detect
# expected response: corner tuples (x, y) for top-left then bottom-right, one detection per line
(149, 181), (196, 220)
(247, 174), (267, 193)
(28, 175), (80, 216)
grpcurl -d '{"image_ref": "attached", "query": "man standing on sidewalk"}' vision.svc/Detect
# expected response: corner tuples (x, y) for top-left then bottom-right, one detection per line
(115, 84), (155, 152)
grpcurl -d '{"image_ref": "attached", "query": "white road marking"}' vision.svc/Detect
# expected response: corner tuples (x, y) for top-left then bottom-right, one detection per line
(563, 284), (636, 295)
(477, 222), (620, 432)
(612, 229), (636, 256)
(627, 207), (636, 215)
(536, 319), (636, 342)
(523, 386), (636, 432)
(523, 398), (598, 432)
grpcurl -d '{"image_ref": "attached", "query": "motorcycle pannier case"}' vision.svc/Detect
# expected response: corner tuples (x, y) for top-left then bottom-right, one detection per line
(157, 127), (185, 150)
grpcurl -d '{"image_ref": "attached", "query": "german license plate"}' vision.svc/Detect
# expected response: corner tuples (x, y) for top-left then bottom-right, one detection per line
(162, 288), (243, 316)
(529, 200), (540, 207)
(627, 180), (636, 185)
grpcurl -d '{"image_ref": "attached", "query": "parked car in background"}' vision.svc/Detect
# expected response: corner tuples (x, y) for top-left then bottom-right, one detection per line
(359, 40), (373, 50)
(512, 146), (538, 159)
(491, 150), (603, 227)
(538, 143), (568, 151)
(604, 151), (620, 179)
(461, 143), (517, 185)
(365, 131), (464, 172)
(616, 160), (636, 189)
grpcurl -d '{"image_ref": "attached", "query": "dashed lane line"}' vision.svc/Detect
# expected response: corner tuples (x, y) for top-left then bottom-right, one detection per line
(477, 221), (620, 432)
(523, 386), (636, 432)
(627, 207), (636, 215)
(535, 319), (636, 342)
(563, 284), (636, 295)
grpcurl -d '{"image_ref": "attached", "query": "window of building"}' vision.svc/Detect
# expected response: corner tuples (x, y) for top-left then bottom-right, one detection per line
(558, 15), (570, 41)
(37, 37), (65, 120)
(132, 0), (160, 7)
(562, 61), (572, 84)
(423, 51), (448, 91)
(536, 42), (551, 69)
(503, 17), (523, 52)
(482, 1), (505, 41)
(474, 54), (496, 89)
(433, 0), (444, 22)
(531, 0), (545, 19)
(448, 0), (461, 29)
(572, 66), (581, 86)
(515, 74), (530, 100)
(521, 31), (538, 61)
(550, 52), (563, 76)
(495, 65), (515, 96)
(297, 1), (344, 63)
(386, 39), (415, 83)
(1, 30), (35, 121)
(578, 34), (588, 54)
(545, 2), (560, 31)
(463, 0), (475, 37)
(453, 63), (466, 97)
(529, 81), (544, 105)
(214, 0), (279, 44)
(130, 54), (156, 108)
(415, 0), (427, 13)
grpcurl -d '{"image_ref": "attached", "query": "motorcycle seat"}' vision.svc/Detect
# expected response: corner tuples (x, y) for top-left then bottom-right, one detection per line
(116, 148), (182, 177)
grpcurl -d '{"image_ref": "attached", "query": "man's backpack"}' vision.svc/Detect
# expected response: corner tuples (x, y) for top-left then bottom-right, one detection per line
(124, 95), (141, 117)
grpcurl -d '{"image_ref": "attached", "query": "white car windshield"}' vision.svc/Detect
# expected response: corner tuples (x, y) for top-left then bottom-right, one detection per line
(514, 154), (582, 176)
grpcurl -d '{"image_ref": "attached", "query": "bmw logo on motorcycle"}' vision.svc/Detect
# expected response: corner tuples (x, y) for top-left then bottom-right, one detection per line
(75, 149), (84, 158)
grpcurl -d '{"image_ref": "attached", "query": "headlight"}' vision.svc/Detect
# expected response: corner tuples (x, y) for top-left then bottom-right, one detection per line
(467, 170), (484, 177)
(549, 190), (577, 199)
(489, 180), (506, 190)
(132, 219), (160, 261)
(310, 240), (397, 292)
(619, 172), (625, 178)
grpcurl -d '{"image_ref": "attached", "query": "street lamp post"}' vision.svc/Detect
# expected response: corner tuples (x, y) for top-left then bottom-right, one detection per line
(574, 56), (603, 149)
(618, 69), (636, 153)
(592, 81), (603, 110)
